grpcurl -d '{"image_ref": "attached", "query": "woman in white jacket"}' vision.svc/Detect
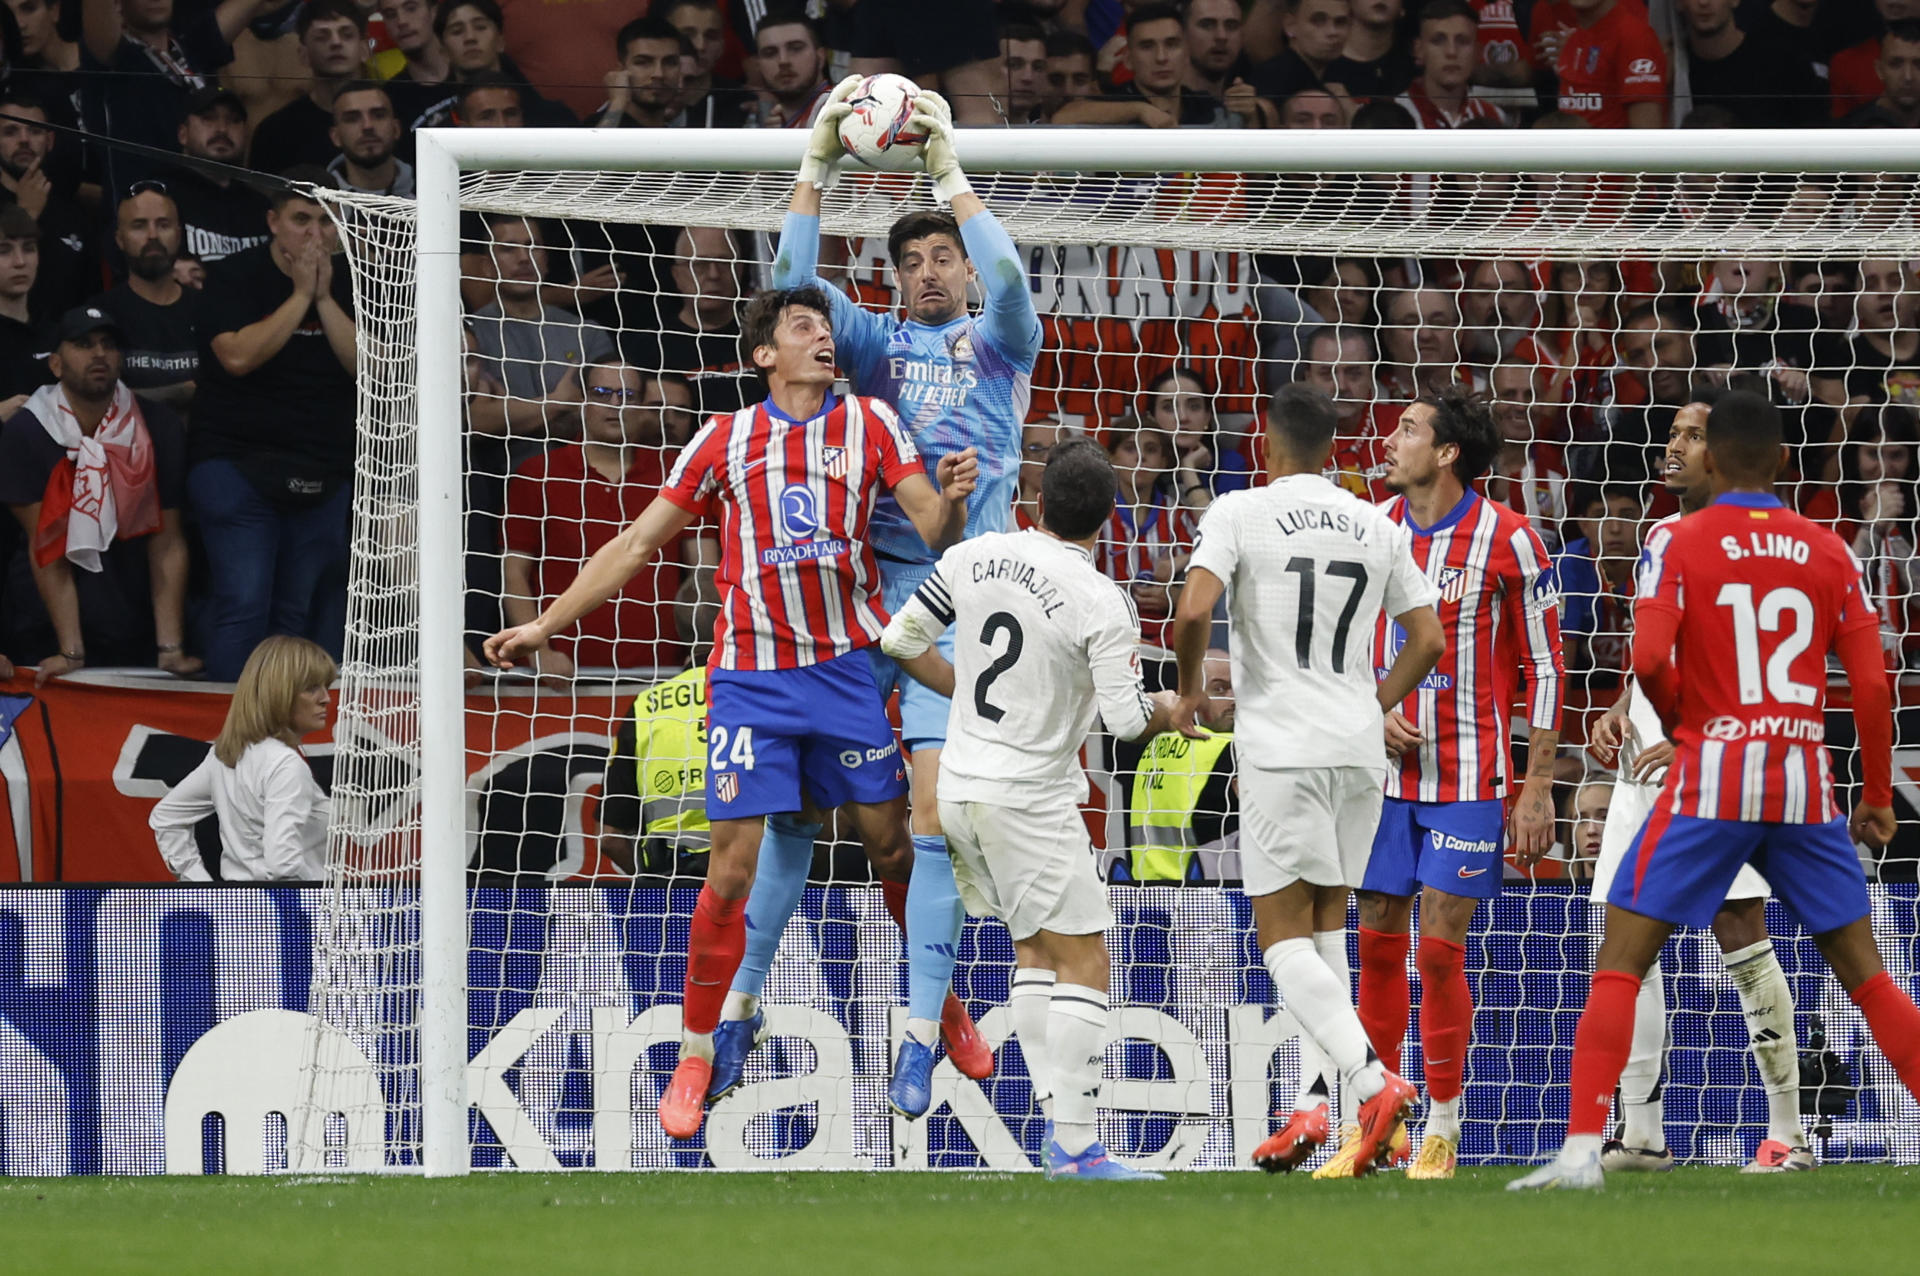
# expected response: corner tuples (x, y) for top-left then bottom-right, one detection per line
(149, 635), (336, 882)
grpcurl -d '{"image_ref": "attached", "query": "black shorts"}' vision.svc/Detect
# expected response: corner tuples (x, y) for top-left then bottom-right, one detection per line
(850, 0), (1001, 76)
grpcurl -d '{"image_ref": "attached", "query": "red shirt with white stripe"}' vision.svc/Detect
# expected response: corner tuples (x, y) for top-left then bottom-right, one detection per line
(661, 393), (923, 671)
(1394, 84), (1510, 129)
(1374, 490), (1566, 803)
(1635, 493), (1877, 824)
(1097, 493), (1196, 644)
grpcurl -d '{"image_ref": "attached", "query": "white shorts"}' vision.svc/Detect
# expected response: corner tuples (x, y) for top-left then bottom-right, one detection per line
(937, 797), (1114, 941)
(1240, 765), (1385, 897)
(1592, 777), (1771, 903)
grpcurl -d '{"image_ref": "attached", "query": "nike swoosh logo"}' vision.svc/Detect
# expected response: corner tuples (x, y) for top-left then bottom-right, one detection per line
(1456, 867), (1488, 878)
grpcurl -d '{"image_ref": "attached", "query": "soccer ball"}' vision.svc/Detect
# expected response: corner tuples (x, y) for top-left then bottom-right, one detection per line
(838, 73), (927, 173)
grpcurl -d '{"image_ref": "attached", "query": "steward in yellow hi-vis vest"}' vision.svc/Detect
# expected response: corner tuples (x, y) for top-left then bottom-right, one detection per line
(1122, 730), (1236, 882)
(599, 666), (711, 876)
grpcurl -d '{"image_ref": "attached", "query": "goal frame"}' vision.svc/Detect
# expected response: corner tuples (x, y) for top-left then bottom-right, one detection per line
(407, 126), (1920, 1177)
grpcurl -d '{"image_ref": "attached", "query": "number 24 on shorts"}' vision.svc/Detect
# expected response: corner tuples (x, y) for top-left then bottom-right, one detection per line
(710, 726), (757, 771)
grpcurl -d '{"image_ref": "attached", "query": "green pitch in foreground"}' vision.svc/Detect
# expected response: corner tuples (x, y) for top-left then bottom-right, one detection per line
(5, 1168), (1916, 1275)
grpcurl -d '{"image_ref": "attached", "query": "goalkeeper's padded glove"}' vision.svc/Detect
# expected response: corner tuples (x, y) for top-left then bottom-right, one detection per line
(799, 75), (863, 190)
(909, 90), (972, 205)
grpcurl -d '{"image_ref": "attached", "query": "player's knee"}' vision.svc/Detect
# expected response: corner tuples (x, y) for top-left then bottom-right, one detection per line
(1711, 897), (1769, 951)
(1417, 887), (1477, 942)
(1357, 890), (1408, 933)
(1812, 919), (1885, 992)
(767, 810), (824, 842)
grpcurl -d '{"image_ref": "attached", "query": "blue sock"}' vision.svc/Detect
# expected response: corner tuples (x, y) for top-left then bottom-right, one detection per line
(906, 834), (962, 1024)
(730, 812), (818, 1002)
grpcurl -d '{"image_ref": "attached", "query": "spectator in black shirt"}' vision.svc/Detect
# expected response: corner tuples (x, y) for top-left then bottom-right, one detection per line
(620, 224), (751, 418)
(249, 0), (369, 174)
(454, 71), (526, 127)
(1184, 0), (1261, 105)
(432, 0), (575, 126)
(0, 92), (90, 315)
(188, 172), (356, 680)
(88, 183), (199, 408)
(999, 21), (1050, 124)
(158, 86), (273, 265)
(1057, 4), (1275, 126)
(8, 0), (86, 150)
(1683, 0), (1829, 126)
(1251, 0), (1368, 103)
(661, 0), (752, 128)
(1844, 19), (1920, 126)
(378, 0), (458, 138)
(1043, 29), (1098, 118)
(1344, 0), (1416, 97)
(79, 0), (271, 192)
(0, 205), (51, 408)
(0, 305), (197, 680)
(587, 16), (690, 129)
(327, 81), (412, 195)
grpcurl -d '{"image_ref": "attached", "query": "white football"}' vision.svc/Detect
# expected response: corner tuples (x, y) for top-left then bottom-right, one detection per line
(838, 73), (927, 173)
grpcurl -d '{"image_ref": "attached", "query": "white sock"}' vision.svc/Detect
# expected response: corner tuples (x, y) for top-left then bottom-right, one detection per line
(1723, 938), (1804, 1148)
(1264, 937), (1384, 1106)
(1047, 984), (1109, 1157)
(1563, 1133), (1603, 1162)
(1009, 968), (1057, 1120)
(1295, 930), (1349, 1124)
(1620, 953), (1669, 1151)
(1427, 1095), (1461, 1143)
(681, 1029), (714, 1062)
(721, 990), (759, 1022)
(906, 1017), (940, 1049)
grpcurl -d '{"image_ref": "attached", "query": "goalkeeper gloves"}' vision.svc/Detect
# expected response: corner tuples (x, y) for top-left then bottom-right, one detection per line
(799, 75), (862, 190)
(908, 91), (972, 205)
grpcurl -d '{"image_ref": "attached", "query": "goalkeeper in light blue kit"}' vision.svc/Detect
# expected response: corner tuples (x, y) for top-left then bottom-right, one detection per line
(706, 78), (1044, 1117)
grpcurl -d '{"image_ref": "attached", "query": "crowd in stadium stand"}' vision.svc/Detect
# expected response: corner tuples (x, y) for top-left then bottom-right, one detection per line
(1, 0), (1918, 879)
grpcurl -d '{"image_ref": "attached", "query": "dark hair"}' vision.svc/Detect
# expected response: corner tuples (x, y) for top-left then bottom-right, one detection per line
(0, 202), (38, 243)
(0, 89), (49, 117)
(1269, 383), (1339, 459)
(1571, 483), (1645, 518)
(1127, 2), (1185, 31)
(617, 15), (693, 59)
(1039, 438), (1119, 540)
(1705, 389), (1785, 481)
(1001, 21), (1045, 45)
(641, 368), (696, 401)
(299, 0), (366, 37)
(458, 70), (523, 105)
(331, 79), (393, 113)
(1418, 0), (1479, 25)
(1351, 99), (1417, 129)
(435, 0), (503, 38)
(1840, 402), (1920, 523)
(739, 285), (832, 380)
(1886, 18), (1920, 47)
(1418, 384), (1499, 482)
(1045, 30), (1095, 60)
(272, 166), (336, 206)
(1685, 383), (1727, 409)
(887, 209), (964, 267)
(658, 0), (721, 18)
(754, 5), (822, 46)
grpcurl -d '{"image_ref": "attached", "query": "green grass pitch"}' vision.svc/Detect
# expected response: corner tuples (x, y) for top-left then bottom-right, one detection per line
(5, 1168), (1917, 1275)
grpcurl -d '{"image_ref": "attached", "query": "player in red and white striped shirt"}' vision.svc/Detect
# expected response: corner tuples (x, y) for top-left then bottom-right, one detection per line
(484, 285), (978, 1141)
(1323, 386), (1564, 1180)
(1515, 391), (1920, 1190)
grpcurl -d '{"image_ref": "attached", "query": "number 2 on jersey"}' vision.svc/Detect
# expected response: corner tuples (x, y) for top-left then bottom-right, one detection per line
(1285, 557), (1370, 674)
(1715, 583), (1816, 706)
(973, 611), (1024, 723)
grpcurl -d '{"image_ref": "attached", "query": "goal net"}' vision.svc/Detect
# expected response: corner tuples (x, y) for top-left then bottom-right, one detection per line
(303, 129), (1920, 1175)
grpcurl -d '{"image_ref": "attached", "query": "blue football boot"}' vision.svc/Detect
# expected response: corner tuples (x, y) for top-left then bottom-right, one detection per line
(1044, 1140), (1165, 1182)
(889, 1039), (935, 1119)
(707, 1010), (768, 1100)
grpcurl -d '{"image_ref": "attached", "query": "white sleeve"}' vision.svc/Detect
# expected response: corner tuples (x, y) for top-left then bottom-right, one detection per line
(259, 749), (326, 882)
(1087, 585), (1155, 742)
(148, 755), (217, 883)
(880, 557), (957, 660)
(1382, 519), (1440, 616)
(1184, 494), (1241, 584)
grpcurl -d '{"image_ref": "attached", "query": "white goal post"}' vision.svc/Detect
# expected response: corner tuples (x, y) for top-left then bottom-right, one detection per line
(308, 128), (1920, 1178)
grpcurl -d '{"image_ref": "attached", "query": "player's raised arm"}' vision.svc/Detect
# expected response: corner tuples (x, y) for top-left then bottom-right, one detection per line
(880, 559), (960, 698)
(774, 77), (890, 365)
(908, 92), (1043, 368)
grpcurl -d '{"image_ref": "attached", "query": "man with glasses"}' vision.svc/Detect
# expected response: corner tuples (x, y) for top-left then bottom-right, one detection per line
(501, 360), (718, 680)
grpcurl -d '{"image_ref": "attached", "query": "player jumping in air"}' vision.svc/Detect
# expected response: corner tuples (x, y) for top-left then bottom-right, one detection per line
(1586, 391), (1811, 1174)
(1322, 386), (1565, 1180)
(881, 439), (1176, 1180)
(711, 76), (1043, 1118)
(1513, 391), (1920, 1191)
(1170, 386), (1447, 1175)
(482, 287), (978, 1141)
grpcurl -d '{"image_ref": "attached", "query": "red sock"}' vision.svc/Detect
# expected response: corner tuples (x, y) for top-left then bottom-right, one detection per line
(1416, 936), (1472, 1104)
(881, 878), (909, 932)
(1357, 927), (1411, 1075)
(1567, 970), (1641, 1138)
(1851, 972), (1920, 1101)
(683, 887), (746, 1035)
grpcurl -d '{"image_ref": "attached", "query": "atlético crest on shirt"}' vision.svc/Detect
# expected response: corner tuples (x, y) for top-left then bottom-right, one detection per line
(715, 772), (739, 804)
(822, 446), (848, 479)
(1437, 566), (1475, 603)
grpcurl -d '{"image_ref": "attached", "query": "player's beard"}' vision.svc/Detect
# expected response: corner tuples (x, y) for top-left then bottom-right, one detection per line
(128, 244), (176, 282)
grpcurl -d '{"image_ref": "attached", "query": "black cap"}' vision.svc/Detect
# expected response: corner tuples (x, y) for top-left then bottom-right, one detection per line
(54, 305), (124, 347)
(184, 84), (247, 119)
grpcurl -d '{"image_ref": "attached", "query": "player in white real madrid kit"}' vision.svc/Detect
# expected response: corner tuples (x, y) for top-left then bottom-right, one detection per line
(1170, 385), (1449, 1176)
(1584, 391), (1810, 1174)
(881, 439), (1177, 1181)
